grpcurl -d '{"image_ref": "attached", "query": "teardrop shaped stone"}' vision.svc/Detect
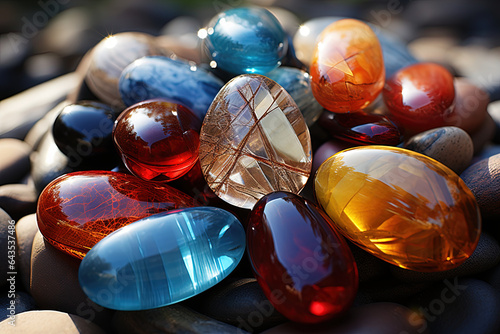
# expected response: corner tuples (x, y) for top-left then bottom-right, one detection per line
(37, 171), (195, 259)
(199, 74), (312, 209)
(78, 207), (246, 310)
(315, 146), (481, 272)
(248, 192), (358, 323)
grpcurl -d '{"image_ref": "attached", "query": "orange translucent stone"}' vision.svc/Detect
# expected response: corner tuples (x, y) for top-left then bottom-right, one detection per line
(314, 146), (481, 272)
(310, 19), (385, 113)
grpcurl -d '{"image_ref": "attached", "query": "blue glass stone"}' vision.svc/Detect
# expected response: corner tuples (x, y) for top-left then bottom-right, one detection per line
(203, 7), (287, 75)
(119, 56), (224, 120)
(78, 207), (246, 310)
(266, 66), (323, 126)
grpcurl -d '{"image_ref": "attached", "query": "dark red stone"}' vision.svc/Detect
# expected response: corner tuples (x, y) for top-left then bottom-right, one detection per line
(113, 99), (201, 182)
(247, 192), (358, 324)
(36, 171), (195, 259)
(383, 63), (456, 136)
(318, 110), (403, 145)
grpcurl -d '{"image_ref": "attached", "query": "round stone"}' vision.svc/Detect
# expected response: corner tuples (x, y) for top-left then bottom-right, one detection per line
(310, 19), (385, 113)
(199, 74), (312, 209)
(315, 146), (481, 272)
(405, 126), (473, 174)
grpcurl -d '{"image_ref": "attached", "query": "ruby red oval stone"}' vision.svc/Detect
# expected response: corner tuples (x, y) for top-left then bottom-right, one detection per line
(37, 171), (195, 259)
(247, 191), (358, 324)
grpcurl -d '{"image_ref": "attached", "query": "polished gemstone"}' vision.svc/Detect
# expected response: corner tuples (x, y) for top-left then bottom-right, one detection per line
(202, 7), (287, 75)
(52, 101), (117, 162)
(247, 192), (358, 323)
(85, 32), (172, 107)
(78, 207), (246, 310)
(310, 19), (385, 113)
(315, 146), (481, 272)
(383, 63), (456, 135)
(266, 66), (323, 126)
(293, 17), (417, 77)
(318, 111), (403, 146)
(36, 171), (195, 259)
(113, 99), (201, 182)
(119, 56), (224, 120)
(199, 74), (312, 209)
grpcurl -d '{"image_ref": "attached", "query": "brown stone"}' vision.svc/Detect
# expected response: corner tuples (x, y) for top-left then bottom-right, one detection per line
(0, 139), (31, 186)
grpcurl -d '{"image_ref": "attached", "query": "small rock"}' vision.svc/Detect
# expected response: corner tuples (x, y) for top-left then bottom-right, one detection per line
(0, 184), (37, 220)
(409, 278), (500, 334)
(405, 126), (473, 174)
(349, 244), (391, 283)
(261, 302), (429, 334)
(0, 310), (106, 333)
(449, 78), (490, 134)
(0, 291), (36, 322)
(0, 208), (13, 288)
(391, 232), (500, 282)
(30, 232), (114, 330)
(112, 304), (249, 334)
(0, 139), (31, 186)
(15, 214), (38, 291)
(469, 112), (495, 154)
(192, 277), (287, 333)
(461, 153), (500, 220)
(24, 100), (70, 150)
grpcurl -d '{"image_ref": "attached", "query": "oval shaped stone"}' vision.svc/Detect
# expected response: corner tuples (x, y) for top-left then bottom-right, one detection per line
(202, 7), (287, 75)
(247, 192), (358, 323)
(37, 171), (195, 259)
(113, 99), (201, 182)
(79, 207), (246, 310)
(405, 126), (473, 174)
(383, 63), (456, 135)
(318, 111), (403, 146)
(310, 19), (385, 113)
(315, 146), (481, 272)
(266, 66), (323, 126)
(199, 74), (312, 209)
(119, 56), (224, 120)
(52, 101), (117, 161)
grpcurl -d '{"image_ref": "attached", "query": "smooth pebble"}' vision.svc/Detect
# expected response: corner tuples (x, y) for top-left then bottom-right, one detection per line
(0, 208), (13, 288)
(0, 184), (37, 220)
(0, 139), (31, 186)
(15, 214), (38, 291)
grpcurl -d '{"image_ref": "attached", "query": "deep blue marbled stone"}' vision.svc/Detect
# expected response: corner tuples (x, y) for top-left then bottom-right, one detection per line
(78, 207), (246, 311)
(266, 66), (323, 126)
(203, 7), (287, 75)
(119, 56), (224, 120)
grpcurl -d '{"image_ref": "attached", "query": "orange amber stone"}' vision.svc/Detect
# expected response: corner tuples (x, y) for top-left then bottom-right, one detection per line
(315, 146), (481, 272)
(310, 19), (385, 113)
(37, 171), (195, 259)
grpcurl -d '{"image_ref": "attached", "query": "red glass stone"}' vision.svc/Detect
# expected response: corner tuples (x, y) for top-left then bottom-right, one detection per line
(247, 191), (358, 324)
(383, 63), (456, 136)
(37, 171), (195, 259)
(318, 110), (403, 145)
(113, 99), (201, 182)
(310, 19), (385, 113)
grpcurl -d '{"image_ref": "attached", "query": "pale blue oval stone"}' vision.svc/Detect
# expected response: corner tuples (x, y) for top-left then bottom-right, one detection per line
(78, 207), (246, 310)
(119, 56), (224, 120)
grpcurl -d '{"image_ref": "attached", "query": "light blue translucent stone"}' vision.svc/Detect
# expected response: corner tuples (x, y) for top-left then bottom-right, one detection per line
(78, 207), (246, 311)
(266, 66), (323, 126)
(119, 56), (224, 120)
(203, 7), (287, 75)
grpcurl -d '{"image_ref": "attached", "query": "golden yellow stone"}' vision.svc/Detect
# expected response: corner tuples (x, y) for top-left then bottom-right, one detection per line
(314, 146), (481, 272)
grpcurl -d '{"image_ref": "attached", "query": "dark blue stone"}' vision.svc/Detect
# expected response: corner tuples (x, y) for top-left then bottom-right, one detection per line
(119, 56), (224, 120)
(202, 7), (287, 75)
(79, 207), (246, 311)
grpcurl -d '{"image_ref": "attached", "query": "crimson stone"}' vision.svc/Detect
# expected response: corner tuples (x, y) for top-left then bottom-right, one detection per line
(319, 111), (403, 145)
(113, 99), (201, 182)
(247, 192), (358, 324)
(36, 171), (195, 259)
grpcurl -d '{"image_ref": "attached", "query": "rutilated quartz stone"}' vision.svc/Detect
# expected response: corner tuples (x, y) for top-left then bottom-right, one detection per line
(310, 19), (385, 113)
(199, 74), (312, 209)
(315, 146), (481, 272)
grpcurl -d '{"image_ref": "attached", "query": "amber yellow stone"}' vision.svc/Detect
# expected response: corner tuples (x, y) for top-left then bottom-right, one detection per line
(314, 146), (481, 272)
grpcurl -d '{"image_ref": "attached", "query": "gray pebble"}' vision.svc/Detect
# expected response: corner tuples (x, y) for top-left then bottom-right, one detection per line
(15, 214), (38, 291)
(0, 208), (14, 288)
(405, 126), (473, 174)
(113, 304), (250, 334)
(0, 184), (37, 220)
(24, 100), (70, 150)
(391, 232), (500, 282)
(0, 139), (31, 186)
